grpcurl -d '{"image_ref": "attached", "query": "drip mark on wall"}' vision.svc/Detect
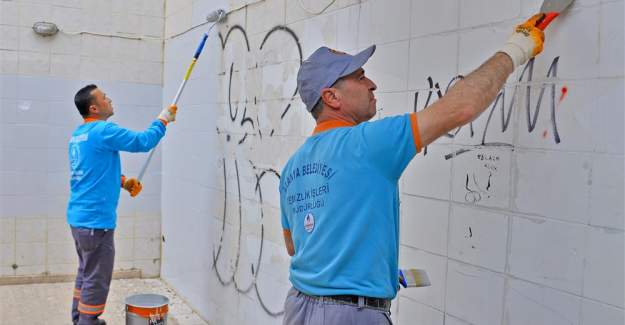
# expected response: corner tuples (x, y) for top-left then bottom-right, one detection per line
(559, 86), (568, 102)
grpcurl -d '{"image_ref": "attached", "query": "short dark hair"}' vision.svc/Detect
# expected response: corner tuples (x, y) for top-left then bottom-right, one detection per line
(74, 84), (98, 117)
(310, 99), (324, 120)
(311, 77), (346, 119)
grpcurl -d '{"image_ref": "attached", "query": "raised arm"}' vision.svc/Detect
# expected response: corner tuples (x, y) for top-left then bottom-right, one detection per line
(416, 14), (545, 147)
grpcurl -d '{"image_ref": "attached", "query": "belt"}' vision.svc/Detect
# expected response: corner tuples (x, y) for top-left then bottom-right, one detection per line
(298, 290), (391, 312)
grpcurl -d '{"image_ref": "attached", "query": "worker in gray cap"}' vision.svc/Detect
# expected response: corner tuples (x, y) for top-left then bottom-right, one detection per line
(279, 14), (546, 325)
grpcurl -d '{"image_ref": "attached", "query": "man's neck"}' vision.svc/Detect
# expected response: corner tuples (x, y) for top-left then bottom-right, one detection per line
(315, 110), (358, 126)
(84, 115), (107, 122)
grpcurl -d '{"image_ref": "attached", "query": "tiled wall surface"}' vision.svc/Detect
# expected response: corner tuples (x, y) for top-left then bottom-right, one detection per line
(161, 0), (624, 324)
(0, 0), (165, 278)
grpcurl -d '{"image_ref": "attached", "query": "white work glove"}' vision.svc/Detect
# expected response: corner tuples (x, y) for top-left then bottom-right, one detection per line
(498, 14), (545, 69)
(158, 104), (178, 124)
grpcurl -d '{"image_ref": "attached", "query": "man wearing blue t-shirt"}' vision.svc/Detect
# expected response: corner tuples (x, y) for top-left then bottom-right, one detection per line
(67, 84), (176, 325)
(280, 15), (546, 324)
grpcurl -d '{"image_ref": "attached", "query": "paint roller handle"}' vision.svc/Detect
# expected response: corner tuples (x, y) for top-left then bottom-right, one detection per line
(535, 12), (560, 30)
(137, 104), (178, 182)
(193, 33), (209, 59)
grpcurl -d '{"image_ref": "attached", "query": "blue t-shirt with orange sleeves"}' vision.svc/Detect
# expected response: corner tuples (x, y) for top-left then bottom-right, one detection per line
(67, 119), (166, 229)
(280, 113), (422, 299)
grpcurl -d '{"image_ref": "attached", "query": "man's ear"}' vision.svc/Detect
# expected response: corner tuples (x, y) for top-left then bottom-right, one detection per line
(320, 88), (340, 110)
(88, 104), (98, 114)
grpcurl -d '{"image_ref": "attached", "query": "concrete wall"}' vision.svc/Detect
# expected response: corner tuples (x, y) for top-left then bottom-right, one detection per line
(0, 0), (165, 278)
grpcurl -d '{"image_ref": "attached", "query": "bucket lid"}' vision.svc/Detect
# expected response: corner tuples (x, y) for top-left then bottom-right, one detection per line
(125, 294), (169, 308)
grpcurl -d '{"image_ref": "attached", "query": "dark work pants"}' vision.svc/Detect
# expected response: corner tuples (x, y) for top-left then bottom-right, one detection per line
(70, 227), (115, 325)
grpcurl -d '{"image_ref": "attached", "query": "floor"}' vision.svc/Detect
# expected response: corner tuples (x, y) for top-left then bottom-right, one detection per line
(0, 278), (209, 325)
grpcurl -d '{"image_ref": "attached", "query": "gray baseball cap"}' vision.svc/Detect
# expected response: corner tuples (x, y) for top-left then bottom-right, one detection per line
(297, 45), (376, 112)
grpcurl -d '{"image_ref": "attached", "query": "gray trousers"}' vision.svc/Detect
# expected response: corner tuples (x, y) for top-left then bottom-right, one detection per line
(70, 227), (115, 325)
(283, 287), (392, 325)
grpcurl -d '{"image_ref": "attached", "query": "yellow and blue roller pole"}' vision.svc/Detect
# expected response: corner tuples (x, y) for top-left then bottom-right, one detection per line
(137, 32), (212, 182)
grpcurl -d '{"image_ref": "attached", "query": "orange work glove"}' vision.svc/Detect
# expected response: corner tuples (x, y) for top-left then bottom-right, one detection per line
(498, 14), (545, 69)
(122, 177), (143, 197)
(158, 104), (177, 124)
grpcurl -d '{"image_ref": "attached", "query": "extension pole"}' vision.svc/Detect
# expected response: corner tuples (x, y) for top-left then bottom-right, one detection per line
(137, 10), (224, 182)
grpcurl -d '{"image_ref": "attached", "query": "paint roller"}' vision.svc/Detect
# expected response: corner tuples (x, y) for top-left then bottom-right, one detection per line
(137, 9), (227, 182)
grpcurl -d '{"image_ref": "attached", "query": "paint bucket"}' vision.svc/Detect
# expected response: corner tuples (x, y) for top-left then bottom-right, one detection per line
(125, 293), (169, 325)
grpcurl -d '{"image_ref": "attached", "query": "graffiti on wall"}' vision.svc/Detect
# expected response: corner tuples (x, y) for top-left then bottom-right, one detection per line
(210, 24), (303, 317)
(412, 56), (563, 159)
(210, 22), (566, 315)
(410, 57), (564, 204)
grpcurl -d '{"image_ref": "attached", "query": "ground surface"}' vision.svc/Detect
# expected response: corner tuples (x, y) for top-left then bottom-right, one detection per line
(0, 278), (209, 325)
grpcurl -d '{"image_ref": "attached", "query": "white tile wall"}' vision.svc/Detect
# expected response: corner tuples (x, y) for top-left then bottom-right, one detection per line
(589, 154), (624, 229)
(366, 40), (409, 92)
(46, 218), (73, 243)
(397, 296), (445, 325)
(596, 79), (625, 155)
(15, 242), (46, 267)
(582, 226), (625, 307)
(50, 33), (81, 56)
(18, 51), (50, 75)
(0, 218), (15, 244)
(18, 3), (52, 28)
(451, 147), (512, 209)
(15, 217), (47, 243)
(47, 241), (77, 265)
(399, 246), (447, 310)
(401, 196), (450, 255)
(504, 278), (581, 325)
(448, 205), (509, 272)
(368, 0), (411, 45)
(458, 23), (516, 77)
(0, 243), (15, 267)
(581, 299), (625, 325)
(509, 216), (586, 294)
(516, 80), (601, 153)
(0, 1), (19, 27)
(335, 5), (359, 51)
(446, 260), (505, 325)
(599, 1), (624, 77)
(513, 150), (592, 223)
(410, 0), (459, 38)
(402, 144), (453, 200)
(285, 0), (341, 24)
(459, 0), (520, 28)
(534, 6), (600, 80)
(0, 50), (19, 74)
(246, 0), (286, 37)
(408, 33), (459, 92)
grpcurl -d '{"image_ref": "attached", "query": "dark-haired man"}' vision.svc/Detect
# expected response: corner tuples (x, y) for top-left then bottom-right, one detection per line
(67, 84), (176, 325)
